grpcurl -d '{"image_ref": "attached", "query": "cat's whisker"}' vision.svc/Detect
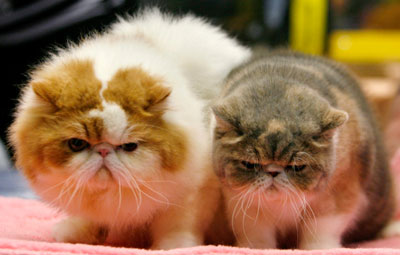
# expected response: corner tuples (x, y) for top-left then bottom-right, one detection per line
(117, 171), (141, 213)
(74, 171), (88, 211)
(66, 175), (86, 210)
(117, 179), (122, 216)
(254, 188), (262, 224)
(239, 188), (254, 248)
(289, 192), (311, 242)
(134, 175), (181, 208)
(138, 179), (179, 208)
(300, 195), (317, 238)
(240, 186), (256, 220)
(231, 187), (249, 242)
(49, 173), (81, 207)
(286, 190), (300, 245)
(44, 172), (81, 200)
(285, 182), (317, 240)
(274, 188), (288, 224)
(229, 185), (250, 201)
(259, 182), (275, 219)
(279, 182), (303, 219)
(259, 188), (279, 229)
(116, 161), (146, 212)
(299, 192), (316, 227)
(127, 174), (144, 212)
(245, 190), (256, 221)
(258, 190), (269, 218)
(39, 176), (73, 195)
(286, 180), (317, 230)
(230, 196), (241, 240)
(77, 181), (85, 211)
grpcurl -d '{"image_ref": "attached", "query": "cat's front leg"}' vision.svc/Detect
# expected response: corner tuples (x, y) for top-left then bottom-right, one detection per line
(150, 205), (203, 250)
(233, 221), (277, 249)
(226, 191), (276, 249)
(52, 217), (108, 244)
(150, 175), (220, 250)
(299, 214), (348, 249)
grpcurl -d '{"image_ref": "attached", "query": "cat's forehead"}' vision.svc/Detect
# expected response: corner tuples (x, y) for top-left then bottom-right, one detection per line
(266, 119), (286, 134)
(263, 118), (320, 138)
(32, 59), (166, 144)
(230, 84), (329, 129)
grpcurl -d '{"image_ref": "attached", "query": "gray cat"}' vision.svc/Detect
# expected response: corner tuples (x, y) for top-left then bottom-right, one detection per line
(211, 50), (395, 249)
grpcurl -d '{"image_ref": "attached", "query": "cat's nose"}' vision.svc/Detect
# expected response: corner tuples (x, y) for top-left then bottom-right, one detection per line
(94, 143), (113, 157)
(265, 164), (283, 178)
(97, 148), (110, 157)
(268, 171), (280, 177)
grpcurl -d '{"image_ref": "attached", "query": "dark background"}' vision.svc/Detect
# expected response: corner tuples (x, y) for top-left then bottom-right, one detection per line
(0, 0), (388, 156)
(0, 0), (292, 155)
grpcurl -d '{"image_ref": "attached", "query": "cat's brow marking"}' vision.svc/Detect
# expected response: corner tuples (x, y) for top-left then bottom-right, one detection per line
(88, 102), (128, 145)
(267, 119), (285, 134)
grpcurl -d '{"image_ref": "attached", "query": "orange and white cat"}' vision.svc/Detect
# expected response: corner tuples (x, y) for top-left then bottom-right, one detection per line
(9, 9), (250, 249)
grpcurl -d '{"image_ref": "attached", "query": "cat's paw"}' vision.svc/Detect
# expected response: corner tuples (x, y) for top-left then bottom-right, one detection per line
(151, 232), (202, 250)
(299, 239), (341, 250)
(52, 217), (108, 244)
(235, 236), (277, 249)
(380, 220), (400, 238)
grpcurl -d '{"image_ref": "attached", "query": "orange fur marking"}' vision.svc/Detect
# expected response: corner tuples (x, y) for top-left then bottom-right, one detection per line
(104, 68), (171, 116)
(104, 68), (186, 172)
(31, 60), (103, 110)
(11, 60), (105, 178)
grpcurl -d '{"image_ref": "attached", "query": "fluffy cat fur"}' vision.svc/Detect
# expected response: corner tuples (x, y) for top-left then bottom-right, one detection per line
(211, 50), (395, 249)
(9, 9), (250, 249)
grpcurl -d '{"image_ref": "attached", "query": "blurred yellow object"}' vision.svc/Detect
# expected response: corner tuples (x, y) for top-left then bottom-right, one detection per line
(329, 30), (400, 63)
(290, 0), (328, 55)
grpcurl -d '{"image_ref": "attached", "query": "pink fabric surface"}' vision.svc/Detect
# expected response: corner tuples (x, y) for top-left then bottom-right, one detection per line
(1, 149), (400, 255)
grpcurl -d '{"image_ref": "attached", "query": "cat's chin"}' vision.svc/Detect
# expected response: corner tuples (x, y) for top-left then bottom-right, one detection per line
(259, 185), (286, 201)
(87, 167), (115, 190)
(227, 181), (285, 201)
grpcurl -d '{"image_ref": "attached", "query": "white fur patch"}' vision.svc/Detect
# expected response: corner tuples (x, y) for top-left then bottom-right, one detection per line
(300, 214), (348, 249)
(88, 102), (128, 145)
(381, 220), (400, 238)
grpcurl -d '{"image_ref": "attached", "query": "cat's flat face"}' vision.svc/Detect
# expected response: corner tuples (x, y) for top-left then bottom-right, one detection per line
(212, 82), (348, 198)
(12, 59), (186, 191)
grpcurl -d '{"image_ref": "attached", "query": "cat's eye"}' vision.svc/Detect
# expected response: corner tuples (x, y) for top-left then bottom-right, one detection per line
(285, 165), (306, 172)
(68, 138), (89, 152)
(119, 143), (138, 152)
(312, 135), (321, 140)
(241, 161), (261, 170)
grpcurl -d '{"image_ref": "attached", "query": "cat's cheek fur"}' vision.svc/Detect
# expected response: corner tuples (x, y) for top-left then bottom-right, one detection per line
(102, 148), (162, 185)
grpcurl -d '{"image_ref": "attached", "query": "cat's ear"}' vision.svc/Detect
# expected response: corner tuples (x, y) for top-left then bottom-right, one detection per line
(320, 108), (348, 138)
(30, 79), (60, 107)
(212, 107), (234, 132)
(322, 108), (348, 130)
(145, 84), (171, 114)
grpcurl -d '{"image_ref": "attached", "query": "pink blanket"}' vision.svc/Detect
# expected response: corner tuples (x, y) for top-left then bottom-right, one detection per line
(1, 150), (400, 255)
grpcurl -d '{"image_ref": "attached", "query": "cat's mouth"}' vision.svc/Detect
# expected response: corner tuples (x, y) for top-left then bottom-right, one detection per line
(89, 166), (114, 189)
(96, 166), (112, 181)
(262, 182), (281, 192)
